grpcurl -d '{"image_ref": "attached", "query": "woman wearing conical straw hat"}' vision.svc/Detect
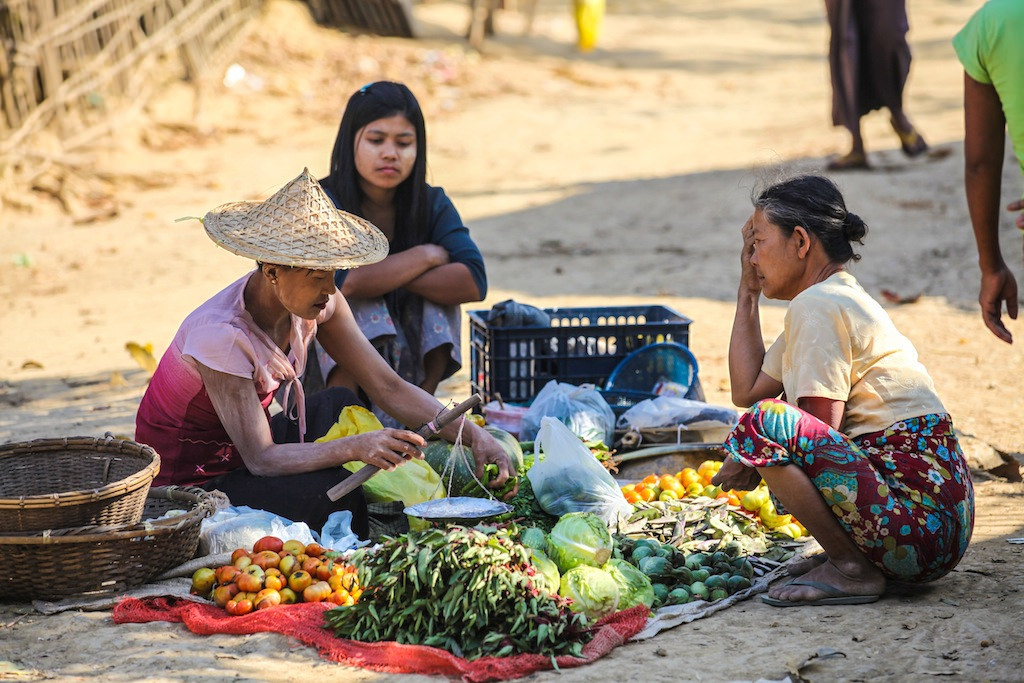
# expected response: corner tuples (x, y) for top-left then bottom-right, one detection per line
(134, 169), (514, 537)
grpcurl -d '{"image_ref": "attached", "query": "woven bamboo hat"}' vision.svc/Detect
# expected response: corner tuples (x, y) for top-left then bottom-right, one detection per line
(200, 168), (389, 270)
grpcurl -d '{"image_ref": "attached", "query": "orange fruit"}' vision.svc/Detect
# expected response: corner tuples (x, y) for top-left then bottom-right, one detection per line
(637, 486), (658, 502)
(658, 474), (681, 492)
(678, 468), (701, 487)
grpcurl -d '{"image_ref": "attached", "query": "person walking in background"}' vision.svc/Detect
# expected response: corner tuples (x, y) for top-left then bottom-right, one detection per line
(316, 82), (487, 420)
(824, 0), (929, 171)
(953, 0), (1024, 344)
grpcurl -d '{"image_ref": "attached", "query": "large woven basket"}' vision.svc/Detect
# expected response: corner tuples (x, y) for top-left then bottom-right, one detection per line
(0, 486), (225, 602)
(0, 436), (161, 532)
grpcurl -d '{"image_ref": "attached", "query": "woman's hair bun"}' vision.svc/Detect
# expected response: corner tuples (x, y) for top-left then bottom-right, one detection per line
(843, 211), (868, 243)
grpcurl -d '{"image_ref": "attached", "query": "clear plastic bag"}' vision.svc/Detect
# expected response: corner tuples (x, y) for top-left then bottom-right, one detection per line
(198, 505), (318, 556)
(527, 417), (632, 525)
(519, 380), (616, 445)
(617, 396), (738, 432)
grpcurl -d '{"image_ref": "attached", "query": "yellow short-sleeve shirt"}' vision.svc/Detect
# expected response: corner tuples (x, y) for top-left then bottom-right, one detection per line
(761, 271), (946, 437)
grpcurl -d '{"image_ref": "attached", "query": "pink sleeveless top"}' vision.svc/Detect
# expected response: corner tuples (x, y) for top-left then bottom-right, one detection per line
(135, 271), (336, 486)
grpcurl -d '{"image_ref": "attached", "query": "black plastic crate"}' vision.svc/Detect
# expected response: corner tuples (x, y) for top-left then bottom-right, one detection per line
(469, 305), (692, 404)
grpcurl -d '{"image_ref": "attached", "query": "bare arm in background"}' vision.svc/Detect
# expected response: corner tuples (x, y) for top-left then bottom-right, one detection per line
(963, 73), (1019, 343)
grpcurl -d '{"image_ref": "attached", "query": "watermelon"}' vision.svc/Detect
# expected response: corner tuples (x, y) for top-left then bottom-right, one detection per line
(423, 426), (524, 497)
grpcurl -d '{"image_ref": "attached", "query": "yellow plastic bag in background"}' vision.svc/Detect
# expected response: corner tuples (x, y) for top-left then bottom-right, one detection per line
(315, 405), (442, 507)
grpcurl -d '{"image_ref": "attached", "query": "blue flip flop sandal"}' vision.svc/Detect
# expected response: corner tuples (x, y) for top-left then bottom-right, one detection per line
(761, 579), (881, 607)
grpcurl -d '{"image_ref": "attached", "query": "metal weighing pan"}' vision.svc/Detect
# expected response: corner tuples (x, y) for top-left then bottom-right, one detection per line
(404, 497), (512, 525)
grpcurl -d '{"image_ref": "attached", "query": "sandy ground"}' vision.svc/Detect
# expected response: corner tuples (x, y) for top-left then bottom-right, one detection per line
(1, 0), (1023, 680)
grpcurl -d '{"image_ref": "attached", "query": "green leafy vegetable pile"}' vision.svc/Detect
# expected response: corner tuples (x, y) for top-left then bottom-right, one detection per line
(324, 526), (593, 660)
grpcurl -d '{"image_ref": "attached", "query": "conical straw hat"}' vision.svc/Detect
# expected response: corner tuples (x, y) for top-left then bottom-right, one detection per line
(201, 168), (389, 270)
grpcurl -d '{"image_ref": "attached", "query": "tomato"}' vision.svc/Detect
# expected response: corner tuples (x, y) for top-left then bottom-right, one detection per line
(288, 570), (313, 593)
(277, 554), (299, 577)
(225, 599), (253, 616)
(327, 589), (348, 605)
(281, 539), (306, 556)
(236, 571), (263, 593)
(215, 565), (241, 585)
(252, 550), (281, 570)
(252, 535), (284, 554)
(232, 554), (253, 570)
(640, 474), (659, 486)
(254, 588), (282, 610)
(302, 581), (332, 603)
(658, 489), (680, 502)
(620, 484), (636, 494)
(264, 573), (286, 591)
(191, 567), (216, 596)
(623, 489), (640, 504)
(212, 583), (240, 607)
(301, 557), (322, 575)
(304, 542), (327, 558)
(278, 587), (298, 604)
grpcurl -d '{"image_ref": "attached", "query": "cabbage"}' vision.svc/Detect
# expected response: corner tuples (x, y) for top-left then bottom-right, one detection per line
(528, 549), (560, 595)
(546, 512), (613, 574)
(602, 558), (655, 610)
(520, 527), (548, 553)
(558, 565), (620, 620)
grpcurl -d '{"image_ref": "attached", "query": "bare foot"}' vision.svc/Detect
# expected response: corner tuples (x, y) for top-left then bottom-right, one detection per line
(766, 558), (885, 604)
(786, 553), (828, 577)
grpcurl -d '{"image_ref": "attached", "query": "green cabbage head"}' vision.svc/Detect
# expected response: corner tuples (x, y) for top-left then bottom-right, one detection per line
(528, 549), (560, 595)
(602, 558), (655, 610)
(558, 565), (620, 620)
(546, 511), (613, 574)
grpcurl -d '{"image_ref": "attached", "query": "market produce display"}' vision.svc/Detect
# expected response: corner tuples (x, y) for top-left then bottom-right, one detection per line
(190, 536), (361, 616)
(619, 461), (809, 540)
(323, 526), (593, 660)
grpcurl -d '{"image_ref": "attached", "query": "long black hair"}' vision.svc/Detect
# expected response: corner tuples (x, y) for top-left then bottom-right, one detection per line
(753, 174), (868, 263)
(322, 81), (430, 253)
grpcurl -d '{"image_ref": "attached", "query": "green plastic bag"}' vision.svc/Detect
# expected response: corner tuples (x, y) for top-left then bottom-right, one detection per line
(315, 406), (443, 507)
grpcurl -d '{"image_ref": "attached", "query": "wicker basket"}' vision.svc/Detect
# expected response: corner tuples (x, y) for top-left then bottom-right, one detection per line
(0, 486), (225, 602)
(0, 436), (161, 532)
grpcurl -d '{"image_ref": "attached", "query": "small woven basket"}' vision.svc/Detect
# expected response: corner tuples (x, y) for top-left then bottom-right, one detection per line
(0, 435), (161, 532)
(0, 486), (226, 602)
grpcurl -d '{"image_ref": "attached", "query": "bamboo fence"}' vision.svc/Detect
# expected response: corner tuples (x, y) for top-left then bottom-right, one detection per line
(0, 0), (262, 201)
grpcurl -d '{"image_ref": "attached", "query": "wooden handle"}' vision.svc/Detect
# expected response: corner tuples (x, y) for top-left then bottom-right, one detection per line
(326, 394), (483, 502)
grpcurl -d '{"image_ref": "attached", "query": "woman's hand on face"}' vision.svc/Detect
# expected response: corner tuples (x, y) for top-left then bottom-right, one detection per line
(417, 244), (451, 269)
(350, 429), (426, 471)
(739, 216), (761, 296)
(711, 457), (762, 491)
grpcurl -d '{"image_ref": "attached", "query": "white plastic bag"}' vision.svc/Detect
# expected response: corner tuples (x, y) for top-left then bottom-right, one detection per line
(528, 417), (632, 525)
(519, 380), (616, 445)
(320, 510), (370, 552)
(617, 396), (738, 432)
(198, 505), (317, 556)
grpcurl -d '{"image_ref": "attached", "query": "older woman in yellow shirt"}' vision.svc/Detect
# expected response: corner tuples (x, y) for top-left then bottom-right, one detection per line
(713, 174), (974, 607)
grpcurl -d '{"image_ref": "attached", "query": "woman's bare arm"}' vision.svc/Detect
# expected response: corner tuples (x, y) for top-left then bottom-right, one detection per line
(196, 364), (422, 477)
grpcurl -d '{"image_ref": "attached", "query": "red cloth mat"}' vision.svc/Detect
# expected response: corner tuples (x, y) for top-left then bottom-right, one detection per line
(113, 597), (649, 682)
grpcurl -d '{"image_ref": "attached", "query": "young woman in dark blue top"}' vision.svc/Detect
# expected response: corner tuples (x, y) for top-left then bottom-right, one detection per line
(315, 82), (487, 409)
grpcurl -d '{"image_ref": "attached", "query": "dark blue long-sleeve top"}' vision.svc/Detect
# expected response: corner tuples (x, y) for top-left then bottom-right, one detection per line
(324, 184), (487, 299)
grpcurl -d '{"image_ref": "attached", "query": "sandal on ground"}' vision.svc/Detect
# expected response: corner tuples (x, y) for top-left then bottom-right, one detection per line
(892, 121), (929, 158)
(826, 152), (869, 171)
(761, 578), (881, 607)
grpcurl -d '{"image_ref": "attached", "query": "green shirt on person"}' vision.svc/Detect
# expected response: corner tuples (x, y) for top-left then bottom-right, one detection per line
(953, 0), (1024, 179)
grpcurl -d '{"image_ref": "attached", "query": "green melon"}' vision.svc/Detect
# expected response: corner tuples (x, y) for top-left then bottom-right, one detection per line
(423, 426), (524, 497)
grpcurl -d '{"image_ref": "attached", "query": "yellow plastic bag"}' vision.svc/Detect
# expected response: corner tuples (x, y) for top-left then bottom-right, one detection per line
(315, 405), (442, 508)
